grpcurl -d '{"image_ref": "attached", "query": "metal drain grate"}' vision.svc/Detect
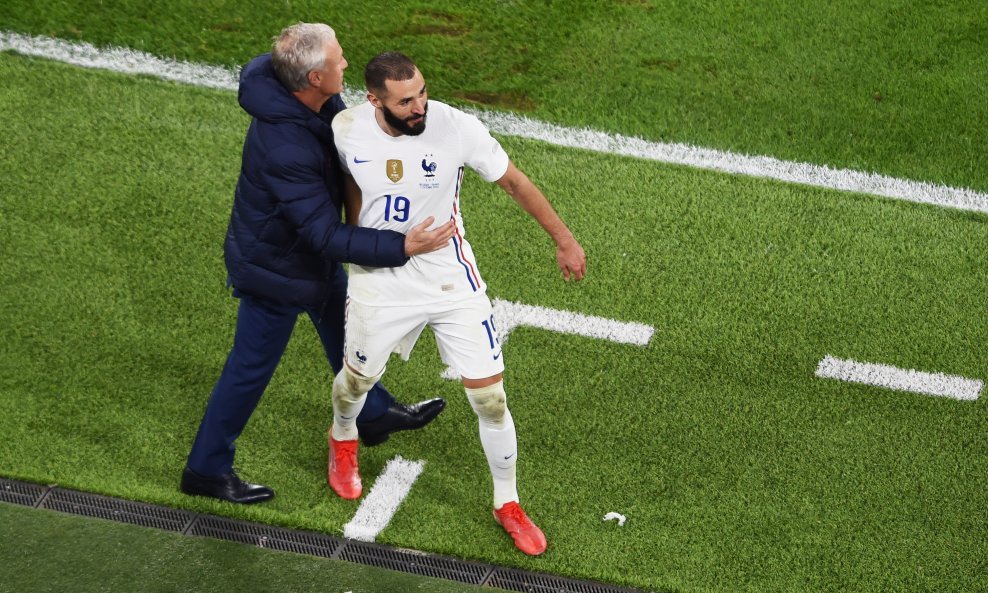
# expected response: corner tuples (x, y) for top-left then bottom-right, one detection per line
(1, 477), (649, 593)
(40, 488), (195, 532)
(487, 567), (646, 593)
(189, 515), (342, 558)
(339, 540), (492, 585)
(0, 477), (47, 507)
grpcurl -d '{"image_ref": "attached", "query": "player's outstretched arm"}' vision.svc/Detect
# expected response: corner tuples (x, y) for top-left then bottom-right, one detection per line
(495, 162), (587, 281)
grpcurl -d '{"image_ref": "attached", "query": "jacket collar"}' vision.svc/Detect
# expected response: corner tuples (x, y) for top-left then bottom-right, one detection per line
(238, 53), (336, 141)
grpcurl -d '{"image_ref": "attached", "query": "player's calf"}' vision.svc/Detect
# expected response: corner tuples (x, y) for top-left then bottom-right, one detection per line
(331, 364), (383, 440)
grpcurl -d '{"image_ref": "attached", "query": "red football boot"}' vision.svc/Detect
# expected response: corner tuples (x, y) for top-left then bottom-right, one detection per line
(493, 501), (547, 556)
(328, 430), (362, 500)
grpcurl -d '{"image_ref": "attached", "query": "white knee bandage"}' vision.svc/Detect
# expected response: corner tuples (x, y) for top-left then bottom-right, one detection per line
(466, 381), (507, 427)
(333, 364), (383, 407)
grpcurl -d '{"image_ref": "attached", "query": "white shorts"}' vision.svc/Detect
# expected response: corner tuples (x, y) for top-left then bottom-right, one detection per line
(343, 293), (505, 380)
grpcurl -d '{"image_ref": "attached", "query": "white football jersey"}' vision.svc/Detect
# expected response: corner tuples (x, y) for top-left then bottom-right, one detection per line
(333, 100), (510, 306)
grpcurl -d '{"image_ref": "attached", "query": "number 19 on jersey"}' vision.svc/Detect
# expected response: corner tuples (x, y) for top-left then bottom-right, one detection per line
(383, 194), (410, 222)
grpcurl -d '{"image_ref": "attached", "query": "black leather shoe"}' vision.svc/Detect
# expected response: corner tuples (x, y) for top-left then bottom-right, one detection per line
(180, 467), (274, 504)
(357, 398), (446, 446)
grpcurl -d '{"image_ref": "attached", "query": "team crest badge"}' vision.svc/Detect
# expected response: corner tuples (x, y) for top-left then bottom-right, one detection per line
(421, 156), (437, 177)
(386, 159), (403, 183)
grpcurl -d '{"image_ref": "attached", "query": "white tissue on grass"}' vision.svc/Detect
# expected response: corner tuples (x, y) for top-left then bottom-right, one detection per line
(602, 512), (626, 526)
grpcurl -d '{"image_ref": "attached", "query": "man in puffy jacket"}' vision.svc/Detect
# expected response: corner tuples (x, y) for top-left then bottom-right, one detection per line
(180, 22), (453, 504)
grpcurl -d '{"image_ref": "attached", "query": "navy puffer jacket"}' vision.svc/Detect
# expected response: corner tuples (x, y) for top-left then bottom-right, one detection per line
(224, 53), (408, 307)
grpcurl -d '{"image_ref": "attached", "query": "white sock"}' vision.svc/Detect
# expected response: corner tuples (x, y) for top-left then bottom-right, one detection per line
(466, 382), (519, 509)
(331, 366), (378, 441)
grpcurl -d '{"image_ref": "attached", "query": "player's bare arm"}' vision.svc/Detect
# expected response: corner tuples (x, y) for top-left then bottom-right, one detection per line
(343, 174), (455, 256)
(495, 161), (587, 281)
(342, 173), (364, 224)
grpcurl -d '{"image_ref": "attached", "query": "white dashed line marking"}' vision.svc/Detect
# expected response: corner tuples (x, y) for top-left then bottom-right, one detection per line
(815, 355), (982, 401)
(343, 456), (425, 542)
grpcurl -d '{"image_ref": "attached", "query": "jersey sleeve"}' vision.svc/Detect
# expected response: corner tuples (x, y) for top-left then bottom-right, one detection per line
(337, 145), (352, 175)
(331, 109), (354, 175)
(457, 109), (510, 183)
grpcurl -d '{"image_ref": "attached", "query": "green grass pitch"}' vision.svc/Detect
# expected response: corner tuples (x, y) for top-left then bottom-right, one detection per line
(1, 2), (986, 592)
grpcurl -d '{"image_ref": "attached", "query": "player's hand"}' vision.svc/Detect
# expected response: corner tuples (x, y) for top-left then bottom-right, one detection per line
(405, 216), (456, 256)
(556, 237), (586, 281)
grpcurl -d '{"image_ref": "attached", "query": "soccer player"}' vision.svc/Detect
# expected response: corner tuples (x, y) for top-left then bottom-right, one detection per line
(181, 26), (453, 505)
(326, 51), (587, 556)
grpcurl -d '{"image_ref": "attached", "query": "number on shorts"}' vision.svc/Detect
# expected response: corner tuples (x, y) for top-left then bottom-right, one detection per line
(481, 316), (500, 350)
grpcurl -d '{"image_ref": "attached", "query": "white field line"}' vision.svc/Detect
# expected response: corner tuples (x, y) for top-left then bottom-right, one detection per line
(442, 298), (654, 379)
(475, 111), (988, 214)
(490, 298), (654, 346)
(815, 355), (983, 401)
(3, 30), (987, 214)
(0, 30), (240, 91)
(343, 455), (424, 542)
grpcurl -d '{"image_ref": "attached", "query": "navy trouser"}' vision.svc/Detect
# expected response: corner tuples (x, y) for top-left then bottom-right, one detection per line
(185, 267), (394, 476)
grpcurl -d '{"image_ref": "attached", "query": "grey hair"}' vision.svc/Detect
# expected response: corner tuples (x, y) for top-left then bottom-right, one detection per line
(271, 22), (337, 92)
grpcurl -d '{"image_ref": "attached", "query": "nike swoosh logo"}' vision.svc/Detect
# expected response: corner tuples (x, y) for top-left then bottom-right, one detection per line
(503, 453), (515, 460)
(493, 351), (502, 360)
(353, 157), (371, 164)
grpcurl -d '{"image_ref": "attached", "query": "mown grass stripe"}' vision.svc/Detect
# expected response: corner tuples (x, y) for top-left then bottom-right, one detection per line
(816, 355), (983, 401)
(2, 30), (986, 214)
